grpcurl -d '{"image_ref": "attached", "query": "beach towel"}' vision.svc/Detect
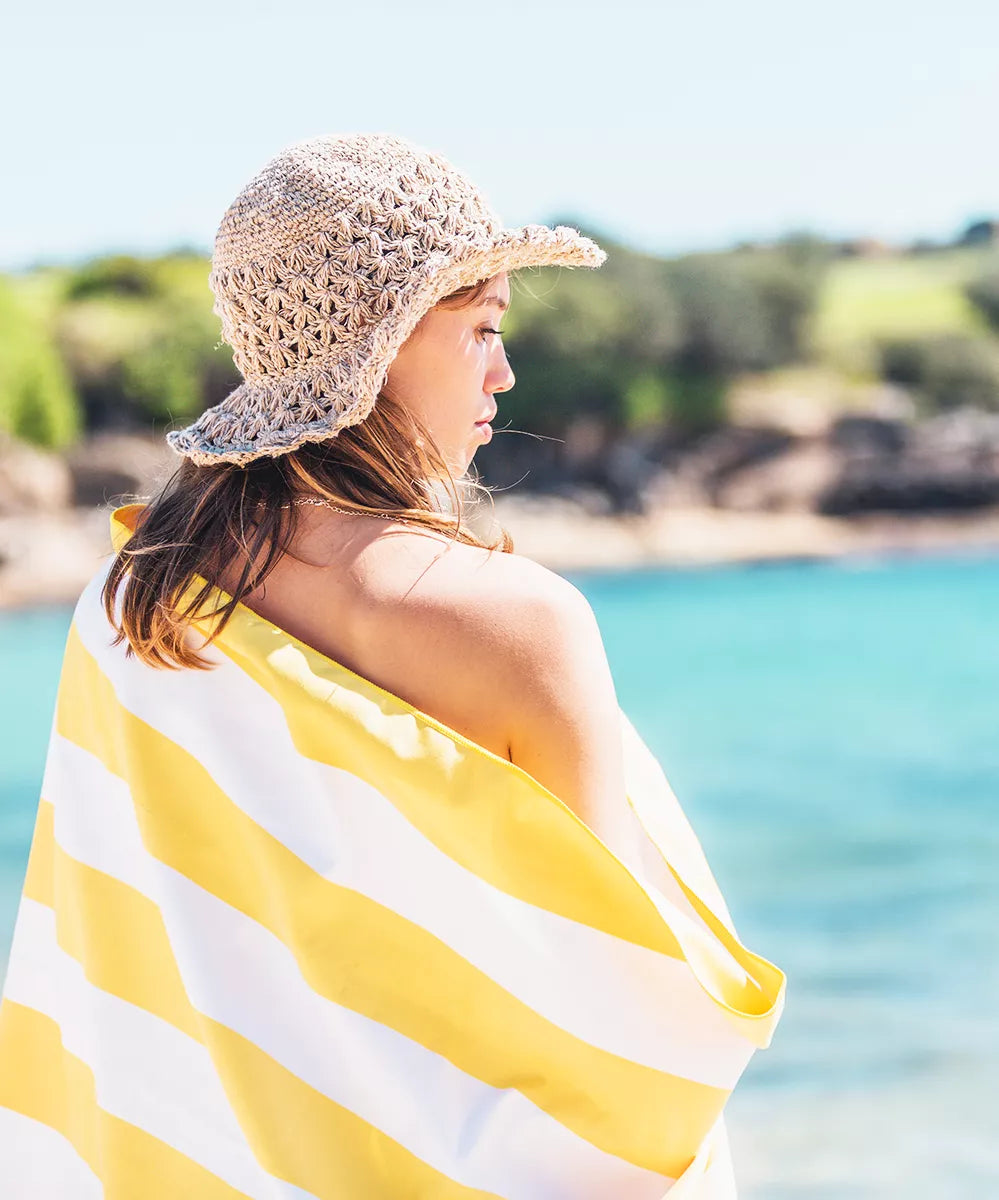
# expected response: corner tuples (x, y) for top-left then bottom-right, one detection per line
(0, 501), (786, 1199)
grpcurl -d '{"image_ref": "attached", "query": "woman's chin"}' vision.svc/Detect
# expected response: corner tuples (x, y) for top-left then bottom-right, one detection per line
(447, 446), (475, 476)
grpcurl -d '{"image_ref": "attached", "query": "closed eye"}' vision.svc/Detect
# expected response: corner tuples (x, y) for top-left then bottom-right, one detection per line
(479, 326), (504, 340)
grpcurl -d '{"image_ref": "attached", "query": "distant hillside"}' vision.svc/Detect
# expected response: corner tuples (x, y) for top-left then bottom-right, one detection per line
(812, 245), (999, 367)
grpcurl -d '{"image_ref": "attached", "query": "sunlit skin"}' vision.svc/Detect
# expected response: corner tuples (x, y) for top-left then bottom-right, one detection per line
(382, 272), (516, 477)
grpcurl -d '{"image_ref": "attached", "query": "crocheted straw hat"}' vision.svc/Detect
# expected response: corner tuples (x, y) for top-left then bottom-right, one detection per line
(166, 132), (608, 467)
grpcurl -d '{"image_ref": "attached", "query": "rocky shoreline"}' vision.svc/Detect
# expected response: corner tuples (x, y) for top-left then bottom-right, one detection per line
(3, 413), (999, 612)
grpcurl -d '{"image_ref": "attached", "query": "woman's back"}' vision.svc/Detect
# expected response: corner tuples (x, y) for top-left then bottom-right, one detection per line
(220, 511), (521, 760)
(219, 508), (650, 874)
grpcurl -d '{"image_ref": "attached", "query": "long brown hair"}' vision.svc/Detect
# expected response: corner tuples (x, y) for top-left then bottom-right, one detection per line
(101, 275), (515, 672)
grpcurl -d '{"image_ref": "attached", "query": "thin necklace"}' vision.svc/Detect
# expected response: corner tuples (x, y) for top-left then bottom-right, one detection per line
(278, 497), (366, 516)
(278, 496), (444, 529)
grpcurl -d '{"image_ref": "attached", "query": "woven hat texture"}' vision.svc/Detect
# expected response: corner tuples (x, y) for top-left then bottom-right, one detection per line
(166, 132), (607, 466)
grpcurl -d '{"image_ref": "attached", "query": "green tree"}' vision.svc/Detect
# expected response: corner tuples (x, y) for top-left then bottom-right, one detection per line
(54, 252), (239, 430)
(501, 241), (684, 432)
(0, 276), (81, 448)
(664, 240), (830, 374)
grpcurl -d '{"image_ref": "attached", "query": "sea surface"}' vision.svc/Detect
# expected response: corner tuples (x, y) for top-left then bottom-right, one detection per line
(2, 547), (997, 1198)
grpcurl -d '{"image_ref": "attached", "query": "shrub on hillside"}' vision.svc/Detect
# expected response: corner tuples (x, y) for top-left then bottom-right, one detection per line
(965, 272), (999, 333)
(64, 255), (160, 301)
(878, 333), (999, 412)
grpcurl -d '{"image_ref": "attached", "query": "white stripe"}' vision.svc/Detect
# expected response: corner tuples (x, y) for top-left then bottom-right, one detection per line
(41, 732), (677, 1200)
(2, 900), (314, 1200)
(664, 1114), (736, 1199)
(72, 569), (754, 1090)
(700, 1117), (737, 1199)
(0, 1107), (103, 1200)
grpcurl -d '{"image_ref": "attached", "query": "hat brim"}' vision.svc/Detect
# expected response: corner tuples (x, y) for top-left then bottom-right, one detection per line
(166, 223), (606, 468)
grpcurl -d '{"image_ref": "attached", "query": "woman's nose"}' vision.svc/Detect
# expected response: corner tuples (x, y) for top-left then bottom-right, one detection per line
(490, 353), (515, 394)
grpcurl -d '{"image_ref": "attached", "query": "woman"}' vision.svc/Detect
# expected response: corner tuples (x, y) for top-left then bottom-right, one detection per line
(0, 133), (785, 1198)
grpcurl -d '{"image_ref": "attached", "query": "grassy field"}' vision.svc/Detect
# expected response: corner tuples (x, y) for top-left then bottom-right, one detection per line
(811, 245), (999, 368)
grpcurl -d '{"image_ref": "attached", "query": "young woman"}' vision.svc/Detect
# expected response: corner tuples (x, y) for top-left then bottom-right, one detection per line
(118, 264), (649, 878)
(0, 133), (785, 1198)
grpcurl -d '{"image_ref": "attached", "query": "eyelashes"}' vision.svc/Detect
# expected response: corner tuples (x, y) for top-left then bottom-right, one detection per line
(478, 326), (504, 340)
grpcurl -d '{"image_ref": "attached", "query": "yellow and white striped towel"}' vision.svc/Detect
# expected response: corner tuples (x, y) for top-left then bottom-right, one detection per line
(0, 502), (786, 1198)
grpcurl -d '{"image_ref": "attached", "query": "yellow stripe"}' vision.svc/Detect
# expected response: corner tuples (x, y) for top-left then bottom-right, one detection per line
(210, 1020), (505, 1200)
(0, 999), (249, 1200)
(22, 792), (55, 903)
(55, 624), (727, 1176)
(668, 871), (787, 1032)
(21, 820), (504, 1199)
(24, 800), (199, 1042)
(619, 712), (787, 1035)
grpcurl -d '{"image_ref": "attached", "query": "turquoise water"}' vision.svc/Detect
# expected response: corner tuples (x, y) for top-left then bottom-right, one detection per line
(2, 549), (997, 1198)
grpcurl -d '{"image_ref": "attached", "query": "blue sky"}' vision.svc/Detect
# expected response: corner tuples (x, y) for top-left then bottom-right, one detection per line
(4, 0), (997, 272)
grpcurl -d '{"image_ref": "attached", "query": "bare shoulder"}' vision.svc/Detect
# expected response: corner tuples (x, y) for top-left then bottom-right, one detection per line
(410, 536), (602, 673)
(283, 522), (642, 866)
(368, 532), (609, 756)
(475, 549), (619, 769)
(474, 548), (607, 685)
(419, 543), (642, 865)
